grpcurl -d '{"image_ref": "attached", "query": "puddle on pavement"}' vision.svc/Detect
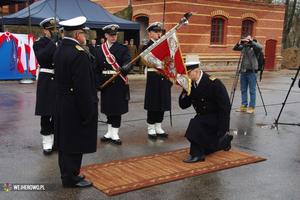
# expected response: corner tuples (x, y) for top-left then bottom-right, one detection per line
(255, 123), (277, 130)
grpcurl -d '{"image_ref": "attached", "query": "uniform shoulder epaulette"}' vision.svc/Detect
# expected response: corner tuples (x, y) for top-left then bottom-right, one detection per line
(75, 45), (84, 51)
(209, 76), (216, 81)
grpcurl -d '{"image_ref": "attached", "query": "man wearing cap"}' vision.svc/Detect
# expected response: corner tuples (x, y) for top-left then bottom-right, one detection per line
(53, 16), (98, 188)
(128, 39), (137, 73)
(33, 17), (59, 155)
(94, 24), (132, 145)
(137, 39), (147, 74)
(179, 62), (233, 163)
(142, 22), (172, 139)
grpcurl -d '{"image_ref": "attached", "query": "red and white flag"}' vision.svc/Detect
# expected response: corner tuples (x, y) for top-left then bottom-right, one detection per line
(141, 31), (191, 95)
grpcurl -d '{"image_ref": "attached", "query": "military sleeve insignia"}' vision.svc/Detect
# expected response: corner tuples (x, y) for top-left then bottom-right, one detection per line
(209, 76), (216, 81)
(75, 45), (84, 51)
(35, 37), (41, 42)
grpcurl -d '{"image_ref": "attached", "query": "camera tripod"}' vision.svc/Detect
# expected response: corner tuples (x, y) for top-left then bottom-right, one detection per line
(230, 48), (267, 115)
(274, 45), (300, 126)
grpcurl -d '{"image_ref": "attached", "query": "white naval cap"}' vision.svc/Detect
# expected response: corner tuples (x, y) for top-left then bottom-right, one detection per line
(59, 16), (87, 31)
(39, 17), (59, 29)
(146, 22), (162, 32)
(185, 61), (201, 72)
(102, 24), (120, 34)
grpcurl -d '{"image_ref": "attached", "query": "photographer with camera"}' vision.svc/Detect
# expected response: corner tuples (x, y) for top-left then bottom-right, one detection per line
(232, 33), (263, 114)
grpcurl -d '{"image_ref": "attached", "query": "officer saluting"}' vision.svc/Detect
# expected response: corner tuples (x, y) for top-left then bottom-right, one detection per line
(94, 24), (131, 145)
(33, 17), (59, 155)
(53, 16), (98, 188)
(143, 22), (172, 139)
(179, 62), (233, 163)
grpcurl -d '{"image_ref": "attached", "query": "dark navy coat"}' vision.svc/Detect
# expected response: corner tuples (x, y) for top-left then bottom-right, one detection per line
(94, 41), (131, 116)
(179, 72), (231, 150)
(53, 39), (98, 154)
(33, 36), (57, 116)
(142, 40), (172, 111)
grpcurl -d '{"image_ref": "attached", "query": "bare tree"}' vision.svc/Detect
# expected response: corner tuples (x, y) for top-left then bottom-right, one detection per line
(282, 0), (297, 49)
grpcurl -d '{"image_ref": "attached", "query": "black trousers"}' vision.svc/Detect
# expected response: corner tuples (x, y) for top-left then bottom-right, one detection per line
(147, 111), (164, 124)
(189, 134), (229, 156)
(107, 115), (121, 128)
(40, 115), (54, 136)
(58, 151), (83, 185)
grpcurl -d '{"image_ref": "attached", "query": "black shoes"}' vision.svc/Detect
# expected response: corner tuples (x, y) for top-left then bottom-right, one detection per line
(183, 155), (205, 163)
(63, 180), (93, 188)
(112, 139), (122, 145)
(224, 134), (234, 151)
(79, 175), (85, 181)
(148, 134), (157, 139)
(100, 137), (122, 145)
(157, 133), (168, 138)
(148, 133), (169, 139)
(43, 149), (52, 155)
(100, 136), (111, 142)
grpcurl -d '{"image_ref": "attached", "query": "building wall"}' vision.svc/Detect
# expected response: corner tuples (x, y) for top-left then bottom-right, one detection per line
(94, 0), (285, 71)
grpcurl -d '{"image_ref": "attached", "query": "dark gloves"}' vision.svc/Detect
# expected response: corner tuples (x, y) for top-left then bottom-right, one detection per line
(50, 31), (59, 44)
(217, 131), (226, 138)
(97, 86), (103, 92)
(119, 64), (131, 76)
(83, 116), (92, 125)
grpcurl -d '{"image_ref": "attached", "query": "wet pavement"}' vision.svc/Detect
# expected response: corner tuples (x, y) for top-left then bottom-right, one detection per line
(1, 70), (300, 200)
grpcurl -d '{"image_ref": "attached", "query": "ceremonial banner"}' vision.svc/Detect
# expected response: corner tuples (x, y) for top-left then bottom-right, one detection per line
(141, 31), (191, 95)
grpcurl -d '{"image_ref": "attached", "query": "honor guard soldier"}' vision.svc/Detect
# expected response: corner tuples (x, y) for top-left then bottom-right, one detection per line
(53, 16), (98, 188)
(33, 17), (59, 155)
(94, 24), (132, 145)
(179, 62), (233, 163)
(143, 22), (172, 139)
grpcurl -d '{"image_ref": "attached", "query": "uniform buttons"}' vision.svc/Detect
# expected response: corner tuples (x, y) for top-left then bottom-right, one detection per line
(194, 107), (197, 109)
(51, 77), (54, 80)
(198, 113), (200, 115)
(201, 99), (204, 101)
(113, 81), (115, 83)
(161, 78), (164, 80)
(52, 63), (54, 66)
(203, 107), (206, 109)
(192, 100), (194, 102)
(70, 88), (73, 91)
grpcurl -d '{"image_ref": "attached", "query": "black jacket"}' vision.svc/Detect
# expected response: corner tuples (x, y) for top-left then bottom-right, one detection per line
(179, 72), (231, 150)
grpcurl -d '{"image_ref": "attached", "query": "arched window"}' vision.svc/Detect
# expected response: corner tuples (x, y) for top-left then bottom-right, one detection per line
(210, 18), (225, 44)
(241, 20), (253, 37)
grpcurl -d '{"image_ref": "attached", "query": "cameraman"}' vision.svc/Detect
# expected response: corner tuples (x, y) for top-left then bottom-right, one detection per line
(232, 33), (263, 114)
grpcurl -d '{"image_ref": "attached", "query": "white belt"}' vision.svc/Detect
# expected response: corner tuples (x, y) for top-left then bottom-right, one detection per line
(147, 68), (156, 72)
(40, 68), (54, 74)
(102, 70), (117, 75)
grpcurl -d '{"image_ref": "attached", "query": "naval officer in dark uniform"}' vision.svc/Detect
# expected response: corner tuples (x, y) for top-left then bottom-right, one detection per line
(53, 16), (98, 188)
(179, 62), (233, 163)
(94, 24), (132, 145)
(33, 17), (59, 155)
(142, 22), (172, 139)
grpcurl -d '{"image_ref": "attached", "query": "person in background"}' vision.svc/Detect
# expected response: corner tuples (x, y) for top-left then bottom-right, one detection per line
(232, 33), (263, 114)
(137, 39), (147, 74)
(53, 16), (98, 188)
(179, 61), (233, 163)
(94, 24), (132, 145)
(33, 17), (59, 155)
(142, 22), (172, 139)
(128, 39), (137, 74)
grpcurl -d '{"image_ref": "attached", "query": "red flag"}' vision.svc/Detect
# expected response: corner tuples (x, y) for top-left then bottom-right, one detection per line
(141, 32), (191, 95)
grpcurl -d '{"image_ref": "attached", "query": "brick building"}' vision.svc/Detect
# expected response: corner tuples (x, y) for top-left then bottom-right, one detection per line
(94, 0), (286, 71)
(4, 0), (286, 71)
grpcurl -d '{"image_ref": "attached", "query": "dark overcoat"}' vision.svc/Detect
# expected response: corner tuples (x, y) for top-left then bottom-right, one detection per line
(142, 40), (172, 111)
(33, 36), (57, 116)
(53, 39), (98, 154)
(179, 72), (231, 150)
(94, 41), (131, 116)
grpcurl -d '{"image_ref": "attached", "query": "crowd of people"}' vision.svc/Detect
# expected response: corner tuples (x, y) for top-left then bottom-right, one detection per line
(34, 16), (234, 188)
